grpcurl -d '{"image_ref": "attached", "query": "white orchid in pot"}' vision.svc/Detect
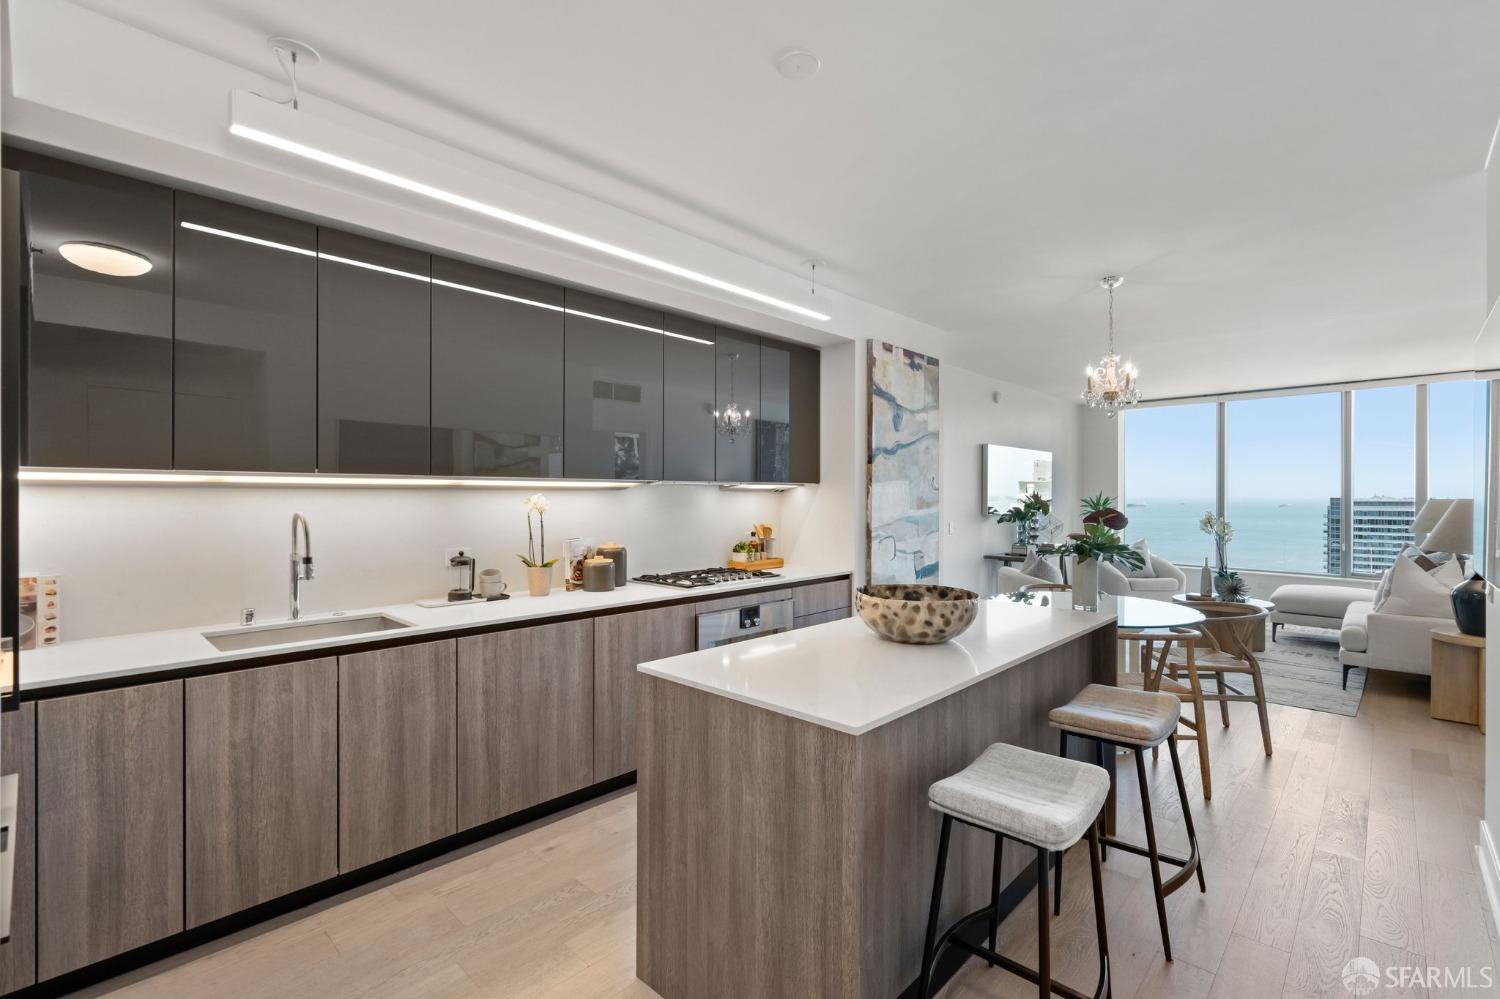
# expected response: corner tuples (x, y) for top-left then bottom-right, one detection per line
(1198, 512), (1246, 601)
(519, 494), (559, 596)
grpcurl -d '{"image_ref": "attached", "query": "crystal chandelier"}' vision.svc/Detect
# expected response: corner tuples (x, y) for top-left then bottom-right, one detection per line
(1082, 275), (1140, 417)
(714, 353), (753, 442)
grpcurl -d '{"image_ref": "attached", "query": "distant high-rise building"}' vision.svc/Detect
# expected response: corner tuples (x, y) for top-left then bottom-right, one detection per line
(1324, 497), (1415, 575)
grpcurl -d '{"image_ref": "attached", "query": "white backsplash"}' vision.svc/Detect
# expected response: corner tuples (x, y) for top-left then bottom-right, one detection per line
(21, 483), (797, 640)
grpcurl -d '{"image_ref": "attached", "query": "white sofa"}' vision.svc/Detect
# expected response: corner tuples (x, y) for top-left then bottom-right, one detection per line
(997, 555), (1185, 600)
(1099, 556), (1185, 601)
(1337, 601), (1447, 689)
(1267, 582), (1446, 689)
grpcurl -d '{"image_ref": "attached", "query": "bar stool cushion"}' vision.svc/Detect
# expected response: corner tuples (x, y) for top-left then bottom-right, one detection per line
(1048, 683), (1181, 747)
(928, 743), (1109, 851)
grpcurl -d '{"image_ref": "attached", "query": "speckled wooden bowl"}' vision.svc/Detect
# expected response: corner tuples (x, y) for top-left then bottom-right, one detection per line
(855, 584), (979, 645)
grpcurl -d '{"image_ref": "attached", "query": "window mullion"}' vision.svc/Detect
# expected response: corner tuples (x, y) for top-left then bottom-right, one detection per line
(1341, 390), (1353, 577)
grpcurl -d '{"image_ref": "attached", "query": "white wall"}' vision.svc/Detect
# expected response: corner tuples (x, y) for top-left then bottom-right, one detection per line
(939, 367), (1084, 596)
(21, 483), (787, 639)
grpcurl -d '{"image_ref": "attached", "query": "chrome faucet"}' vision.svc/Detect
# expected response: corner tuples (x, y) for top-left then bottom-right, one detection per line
(290, 513), (314, 620)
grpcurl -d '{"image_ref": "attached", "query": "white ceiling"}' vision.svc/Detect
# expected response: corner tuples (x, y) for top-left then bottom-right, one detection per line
(56, 0), (1500, 398)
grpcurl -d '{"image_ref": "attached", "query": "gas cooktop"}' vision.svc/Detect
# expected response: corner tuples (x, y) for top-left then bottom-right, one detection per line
(632, 567), (782, 589)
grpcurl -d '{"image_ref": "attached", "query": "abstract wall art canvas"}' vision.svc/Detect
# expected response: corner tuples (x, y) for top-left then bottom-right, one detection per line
(867, 341), (941, 584)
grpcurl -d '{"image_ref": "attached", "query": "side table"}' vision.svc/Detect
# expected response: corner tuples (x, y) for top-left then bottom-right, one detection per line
(1430, 628), (1485, 731)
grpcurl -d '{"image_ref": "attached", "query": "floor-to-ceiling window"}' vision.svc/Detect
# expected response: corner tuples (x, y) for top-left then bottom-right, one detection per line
(1120, 377), (1481, 578)
(1225, 393), (1341, 574)
(1349, 385), (1416, 575)
(1122, 403), (1216, 565)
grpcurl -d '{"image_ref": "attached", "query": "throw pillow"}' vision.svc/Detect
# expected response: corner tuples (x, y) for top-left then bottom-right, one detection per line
(1020, 552), (1063, 584)
(1376, 555), (1456, 620)
(1431, 558), (1464, 589)
(1372, 567), (1394, 609)
(1120, 539), (1156, 578)
(1396, 543), (1440, 572)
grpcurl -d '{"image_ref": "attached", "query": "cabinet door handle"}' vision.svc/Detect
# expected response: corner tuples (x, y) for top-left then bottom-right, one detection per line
(0, 772), (17, 944)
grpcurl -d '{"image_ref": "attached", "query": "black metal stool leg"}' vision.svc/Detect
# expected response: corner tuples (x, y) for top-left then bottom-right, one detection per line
(1095, 738), (1109, 861)
(1086, 821), (1112, 999)
(919, 815), (953, 999)
(1053, 847), (1064, 917)
(1134, 747), (1174, 961)
(988, 832), (1004, 959)
(1166, 735), (1206, 893)
(1036, 845), (1052, 999)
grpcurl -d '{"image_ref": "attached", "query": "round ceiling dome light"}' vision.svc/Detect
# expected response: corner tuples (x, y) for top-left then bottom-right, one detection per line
(776, 49), (821, 80)
(57, 242), (153, 277)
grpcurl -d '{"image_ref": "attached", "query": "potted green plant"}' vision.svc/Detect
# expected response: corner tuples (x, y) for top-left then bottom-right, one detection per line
(996, 492), (1051, 551)
(518, 494), (559, 596)
(1059, 523), (1146, 610)
(1081, 492), (1129, 530)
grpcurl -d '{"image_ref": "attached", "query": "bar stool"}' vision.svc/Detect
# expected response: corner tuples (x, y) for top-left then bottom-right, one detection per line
(1049, 684), (1205, 962)
(919, 743), (1111, 999)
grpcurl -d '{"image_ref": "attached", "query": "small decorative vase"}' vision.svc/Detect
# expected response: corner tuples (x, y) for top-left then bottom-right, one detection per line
(1452, 572), (1486, 637)
(526, 565), (553, 597)
(1199, 559), (1212, 599)
(1072, 557), (1100, 611)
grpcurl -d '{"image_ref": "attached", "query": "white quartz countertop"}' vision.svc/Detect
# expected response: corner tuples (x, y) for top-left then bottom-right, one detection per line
(638, 597), (1116, 735)
(21, 566), (850, 692)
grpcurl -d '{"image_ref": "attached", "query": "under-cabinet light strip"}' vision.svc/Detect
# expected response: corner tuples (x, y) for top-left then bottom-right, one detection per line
(228, 119), (831, 323)
(179, 220), (714, 345)
(18, 470), (645, 489)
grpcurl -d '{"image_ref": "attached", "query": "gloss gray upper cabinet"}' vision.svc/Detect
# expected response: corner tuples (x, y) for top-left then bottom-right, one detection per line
(662, 314), (716, 481)
(788, 344), (821, 483)
(714, 330), (759, 482)
(174, 193), (317, 472)
(563, 291), (663, 480)
(757, 339), (792, 482)
(431, 257), (564, 477)
(19, 154), (174, 468)
(317, 229), (431, 474)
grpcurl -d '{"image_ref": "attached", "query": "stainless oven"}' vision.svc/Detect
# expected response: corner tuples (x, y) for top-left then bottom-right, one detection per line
(695, 598), (794, 650)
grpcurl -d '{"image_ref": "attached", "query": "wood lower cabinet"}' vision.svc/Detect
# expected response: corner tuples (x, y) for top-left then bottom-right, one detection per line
(457, 620), (594, 828)
(37, 681), (184, 981)
(593, 603), (696, 781)
(185, 659), (338, 927)
(0, 703), (36, 994)
(339, 641), (457, 870)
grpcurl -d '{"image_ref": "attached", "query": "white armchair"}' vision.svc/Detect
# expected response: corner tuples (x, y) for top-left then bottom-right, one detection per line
(1098, 555), (1185, 601)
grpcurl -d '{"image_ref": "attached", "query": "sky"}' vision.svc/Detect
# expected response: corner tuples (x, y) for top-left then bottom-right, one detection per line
(1123, 381), (1481, 504)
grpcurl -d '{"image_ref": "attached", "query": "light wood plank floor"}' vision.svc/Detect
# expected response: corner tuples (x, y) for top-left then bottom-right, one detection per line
(74, 670), (1494, 999)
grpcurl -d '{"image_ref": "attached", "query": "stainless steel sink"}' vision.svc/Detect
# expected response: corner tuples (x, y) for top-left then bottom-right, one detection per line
(203, 614), (411, 653)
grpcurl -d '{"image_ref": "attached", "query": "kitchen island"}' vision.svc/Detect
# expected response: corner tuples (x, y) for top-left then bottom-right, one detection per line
(636, 597), (1117, 999)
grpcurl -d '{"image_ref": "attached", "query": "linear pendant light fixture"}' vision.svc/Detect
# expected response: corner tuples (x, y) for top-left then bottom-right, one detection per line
(227, 91), (829, 323)
(179, 219), (713, 345)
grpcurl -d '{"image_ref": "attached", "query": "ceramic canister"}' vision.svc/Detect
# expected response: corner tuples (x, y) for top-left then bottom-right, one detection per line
(583, 556), (616, 592)
(597, 542), (627, 586)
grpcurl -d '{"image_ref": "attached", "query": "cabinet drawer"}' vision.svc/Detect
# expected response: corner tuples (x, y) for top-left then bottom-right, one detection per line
(793, 579), (851, 618)
(795, 607), (850, 630)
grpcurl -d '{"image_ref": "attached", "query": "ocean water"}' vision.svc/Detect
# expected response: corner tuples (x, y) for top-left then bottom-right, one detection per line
(1122, 498), (1335, 575)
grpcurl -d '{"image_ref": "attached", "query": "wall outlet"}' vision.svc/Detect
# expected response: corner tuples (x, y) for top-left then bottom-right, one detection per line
(443, 546), (473, 567)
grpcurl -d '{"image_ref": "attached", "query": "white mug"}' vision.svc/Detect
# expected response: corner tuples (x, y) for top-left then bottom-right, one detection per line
(478, 568), (508, 598)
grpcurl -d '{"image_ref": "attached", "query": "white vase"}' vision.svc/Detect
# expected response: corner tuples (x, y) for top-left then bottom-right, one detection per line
(1200, 559), (1213, 598)
(1072, 557), (1100, 611)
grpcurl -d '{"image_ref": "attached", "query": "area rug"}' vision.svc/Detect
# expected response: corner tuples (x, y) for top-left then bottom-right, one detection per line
(1246, 624), (1366, 717)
